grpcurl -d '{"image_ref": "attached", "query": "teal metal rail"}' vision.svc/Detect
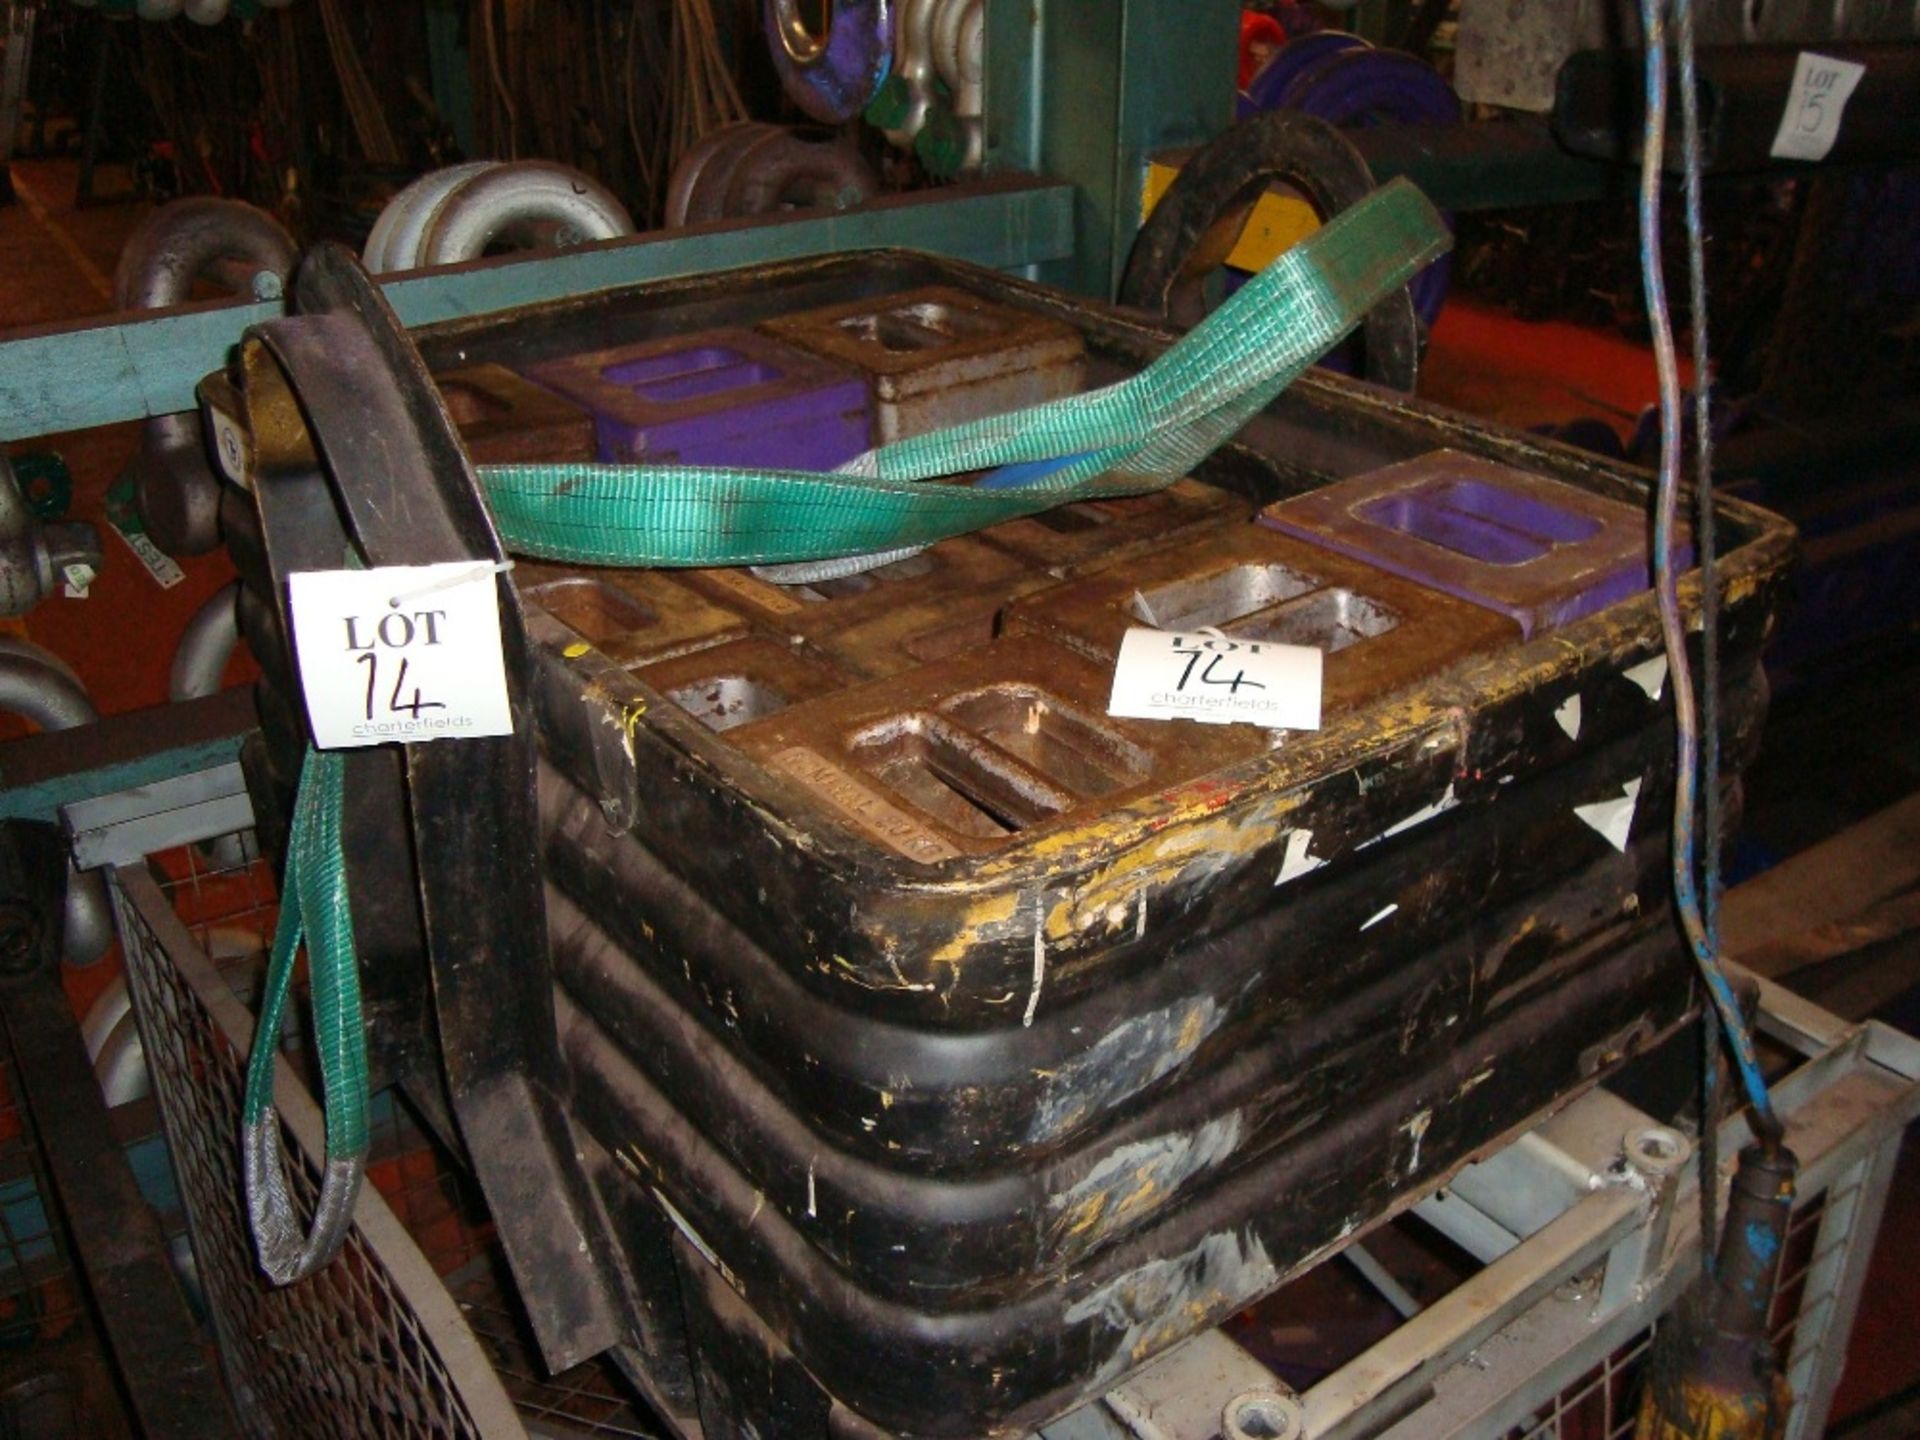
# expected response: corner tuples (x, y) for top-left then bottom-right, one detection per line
(0, 176), (1075, 444)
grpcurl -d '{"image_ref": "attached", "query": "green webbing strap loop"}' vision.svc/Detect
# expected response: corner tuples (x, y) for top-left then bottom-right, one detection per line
(241, 747), (369, 1284)
(479, 179), (1450, 569)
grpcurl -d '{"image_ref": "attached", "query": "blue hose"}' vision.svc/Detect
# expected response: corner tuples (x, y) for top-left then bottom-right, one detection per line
(1637, 0), (1781, 1143)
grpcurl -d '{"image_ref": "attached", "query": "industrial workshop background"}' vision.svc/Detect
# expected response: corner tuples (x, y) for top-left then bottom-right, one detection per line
(0, 3), (1917, 1440)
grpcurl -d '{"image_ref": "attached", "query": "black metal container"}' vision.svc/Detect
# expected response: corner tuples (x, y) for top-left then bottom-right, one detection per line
(220, 247), (1796, 1439)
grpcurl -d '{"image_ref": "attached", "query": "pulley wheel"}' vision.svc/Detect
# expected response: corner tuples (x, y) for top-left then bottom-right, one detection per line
(1274, 47), (1459, 327)
(1238, 30), (1369, 118)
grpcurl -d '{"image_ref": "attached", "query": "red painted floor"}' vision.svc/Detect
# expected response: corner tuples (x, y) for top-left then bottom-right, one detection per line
(1, 159), (255, 743)
(1425, 297), (1690, 441)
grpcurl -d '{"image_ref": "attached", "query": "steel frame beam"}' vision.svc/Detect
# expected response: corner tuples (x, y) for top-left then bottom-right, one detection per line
(0, 821), (243, 1440)
(985, 0), (1240, 299)
(1044, 970), (1920, 1440)
(0, 687), (256, 824)
(64, 760), (250, 869)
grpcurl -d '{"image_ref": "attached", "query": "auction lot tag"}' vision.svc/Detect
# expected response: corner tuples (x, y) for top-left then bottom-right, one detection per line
(1107, 627), (1321, 729)
(288, 562), (513, 749)
(1770, 52), (1866, 161)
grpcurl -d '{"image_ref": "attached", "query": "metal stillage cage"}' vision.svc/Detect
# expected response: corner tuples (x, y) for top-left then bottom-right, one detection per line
(108, 853), (526, 1440)
(76, 766), (1920, 1440)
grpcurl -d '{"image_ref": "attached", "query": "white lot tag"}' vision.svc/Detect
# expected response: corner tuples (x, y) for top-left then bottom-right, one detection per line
(1770, 52), (1866, 161)
(288, 561), (513, 749)
(1107, 627), (1321, 730)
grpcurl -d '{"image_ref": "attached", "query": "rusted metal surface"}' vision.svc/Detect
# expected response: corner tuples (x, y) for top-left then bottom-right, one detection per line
(528, 522), (1783, 1023)
(718, 538), (1038, 681)
(759, 284), (1086, 443)
(516, 562), (749, 669)
(978, 477), (1248, 575)
(726, 631), (1224, 857)
(434, 363), (596, 466)
(1004, 524), (1520, 713)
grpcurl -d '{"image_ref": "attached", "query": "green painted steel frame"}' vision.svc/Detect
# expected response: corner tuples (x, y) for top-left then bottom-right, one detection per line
(423, 0), (476, 160)
(0, 688), (256, 824)
(0, 176), (1075, 443)
(987, 0), (1241, 299)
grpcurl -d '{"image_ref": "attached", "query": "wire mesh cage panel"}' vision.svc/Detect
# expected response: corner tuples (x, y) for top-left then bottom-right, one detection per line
(1490, 1167), (1861, 1440)
(110, 862), (528, 1440)
(1507, 1327), (1656, 1440)
(1772, 1124), (1907, 1440)
(1327, 992), (1920, 1440)
(1491, 1136), (1896, 1440)
(1041, 982), (1920, 1440)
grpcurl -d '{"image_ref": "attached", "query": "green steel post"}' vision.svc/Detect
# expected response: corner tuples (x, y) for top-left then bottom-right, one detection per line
(424, 0), (475, 159)
(986, 0), (1238, 300)
(984, 0), (1044, 173)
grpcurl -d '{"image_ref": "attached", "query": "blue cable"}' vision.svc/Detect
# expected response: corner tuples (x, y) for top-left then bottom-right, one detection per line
(1638, 0), (1782, 1143)
(1676, 0), (1728, 1268)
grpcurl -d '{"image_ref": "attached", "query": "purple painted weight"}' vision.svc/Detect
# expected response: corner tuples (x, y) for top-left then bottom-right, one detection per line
(1258, 450), (1685, 638)
(525, 328), (871, 471)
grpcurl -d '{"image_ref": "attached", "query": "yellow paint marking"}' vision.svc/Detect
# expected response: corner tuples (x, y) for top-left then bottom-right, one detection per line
(1143, 159), (1321, 273)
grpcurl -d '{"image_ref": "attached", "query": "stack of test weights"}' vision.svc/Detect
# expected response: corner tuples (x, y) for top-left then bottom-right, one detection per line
(227, 261), (1787, 1437)
(214, 245), (1797, 1436)
(522, 431), (1772, 1433)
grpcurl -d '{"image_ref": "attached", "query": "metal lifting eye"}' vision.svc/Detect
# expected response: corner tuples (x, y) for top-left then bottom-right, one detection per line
(771, 0), (829, 62)
(764, 0), (895, 124)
